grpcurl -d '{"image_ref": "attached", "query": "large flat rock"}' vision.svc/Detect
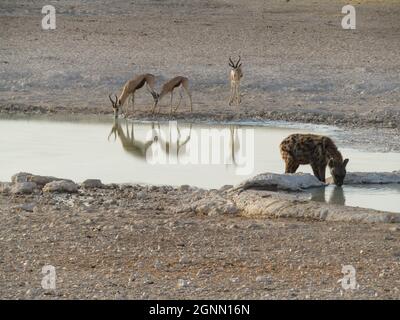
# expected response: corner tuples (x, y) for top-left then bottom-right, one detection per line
(233, 190), (400, 224)
(234, 172), (325, 192)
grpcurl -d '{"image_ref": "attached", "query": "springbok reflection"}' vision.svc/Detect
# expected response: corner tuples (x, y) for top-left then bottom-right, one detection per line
(108, 120), (156, 160)
(226, 125), (241, 167)
(147, 122), (192, 163)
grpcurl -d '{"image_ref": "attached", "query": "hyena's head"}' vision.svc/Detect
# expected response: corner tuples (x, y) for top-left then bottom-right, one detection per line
(328, 158), (349, 187)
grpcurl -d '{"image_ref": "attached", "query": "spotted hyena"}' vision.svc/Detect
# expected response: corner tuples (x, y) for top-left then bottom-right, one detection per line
(280, 134), (349, 186)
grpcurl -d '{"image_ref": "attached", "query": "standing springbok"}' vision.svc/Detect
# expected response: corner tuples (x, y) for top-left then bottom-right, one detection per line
(109, 73), (158, 118)
(151, 76), (193, 115)
(228, 56), (243, 105)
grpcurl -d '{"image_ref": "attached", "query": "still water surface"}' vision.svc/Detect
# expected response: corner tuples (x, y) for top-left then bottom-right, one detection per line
(1, 116), (399, 212)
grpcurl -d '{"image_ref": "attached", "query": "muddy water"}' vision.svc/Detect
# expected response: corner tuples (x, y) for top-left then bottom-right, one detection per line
(1, 116), (399, 212)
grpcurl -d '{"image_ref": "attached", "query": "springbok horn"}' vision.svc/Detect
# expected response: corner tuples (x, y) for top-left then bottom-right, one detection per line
(235, 55), (241, 68)
(115, 94), (118, 105)
(229, 56), (235, 67)
(109, 94), (115, 105)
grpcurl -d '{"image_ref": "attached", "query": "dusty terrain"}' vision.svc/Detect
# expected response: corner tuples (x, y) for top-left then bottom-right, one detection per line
(1, 0), (400, 300)
(0, 0), (399, 128)
(1, 179), (400, 300)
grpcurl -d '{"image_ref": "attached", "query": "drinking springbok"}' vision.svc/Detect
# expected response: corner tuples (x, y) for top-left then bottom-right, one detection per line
(109, 73), (158, 118)
(152, 76), (192, 115)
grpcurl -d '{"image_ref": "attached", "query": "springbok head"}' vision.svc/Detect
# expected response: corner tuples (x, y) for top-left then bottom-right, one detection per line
(229, 56), (243, 79)
(109, 94), (120, 119)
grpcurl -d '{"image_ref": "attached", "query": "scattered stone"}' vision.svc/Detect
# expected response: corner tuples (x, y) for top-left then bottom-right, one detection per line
(219, 185), (233, 192)
(179, 185), (190, 192)
(230, 277), (240, 283)
(11, 172), (71, 187)
(11, 172), (32, 183)
(11, 182), (37, 194)
(136, 191), (147, 199)
(143, 278), (154, 285)
(246, 223), (263, 230)
(81, 179), (104, 189)
(148, 185), (158, 191)
(43, 180), (78, 193)
(0, 182), (12, 194)
(180, 193), (238, 216)
(18, 203), (36, 212)
(256, 275), (273, 285)
(29, 175), (70, 187)
(196, 269), (211, 277)
(104, 199), (117, 206)
(179, 255), (191, 265)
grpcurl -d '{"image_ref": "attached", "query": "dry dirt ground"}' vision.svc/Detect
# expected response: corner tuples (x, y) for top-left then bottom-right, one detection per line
(1, 0), (400, 300)
(0, 0), (399, 128)
(1, 185), (400, 300)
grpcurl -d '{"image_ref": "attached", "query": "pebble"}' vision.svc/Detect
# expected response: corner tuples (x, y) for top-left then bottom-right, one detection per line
(17, 202), (36, 212)
(179, 255), (191, 265)
(81, 179), (104, 189)
(256, 275), (273, 284)
(177, 279), (190, 288)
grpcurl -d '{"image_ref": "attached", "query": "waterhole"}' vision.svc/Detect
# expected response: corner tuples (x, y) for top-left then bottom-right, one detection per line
(1, 116), (399, 212)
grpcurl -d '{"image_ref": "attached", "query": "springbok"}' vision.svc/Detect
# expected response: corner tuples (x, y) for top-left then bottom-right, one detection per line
(109, 73), (158, 118)
(228, 56), (243, 106)
(152, 76), (192, 115)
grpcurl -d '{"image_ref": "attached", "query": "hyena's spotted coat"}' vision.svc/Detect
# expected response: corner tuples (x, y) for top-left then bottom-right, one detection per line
(280, 134), (349, 186)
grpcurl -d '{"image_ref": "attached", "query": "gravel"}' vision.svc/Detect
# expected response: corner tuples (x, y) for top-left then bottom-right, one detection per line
(1, 179), (400, 299)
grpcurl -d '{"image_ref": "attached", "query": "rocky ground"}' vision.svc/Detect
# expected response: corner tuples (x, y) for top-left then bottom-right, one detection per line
(1, 173), (400, 299)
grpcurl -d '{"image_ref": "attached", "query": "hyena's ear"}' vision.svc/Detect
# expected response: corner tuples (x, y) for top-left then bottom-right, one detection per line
(343, 158), (349, 168)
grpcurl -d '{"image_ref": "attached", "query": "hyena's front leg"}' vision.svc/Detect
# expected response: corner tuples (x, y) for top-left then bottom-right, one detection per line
(311, 162), (323, 182)
(284, 155), (299, 174)
(318, 163), (327, 183)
